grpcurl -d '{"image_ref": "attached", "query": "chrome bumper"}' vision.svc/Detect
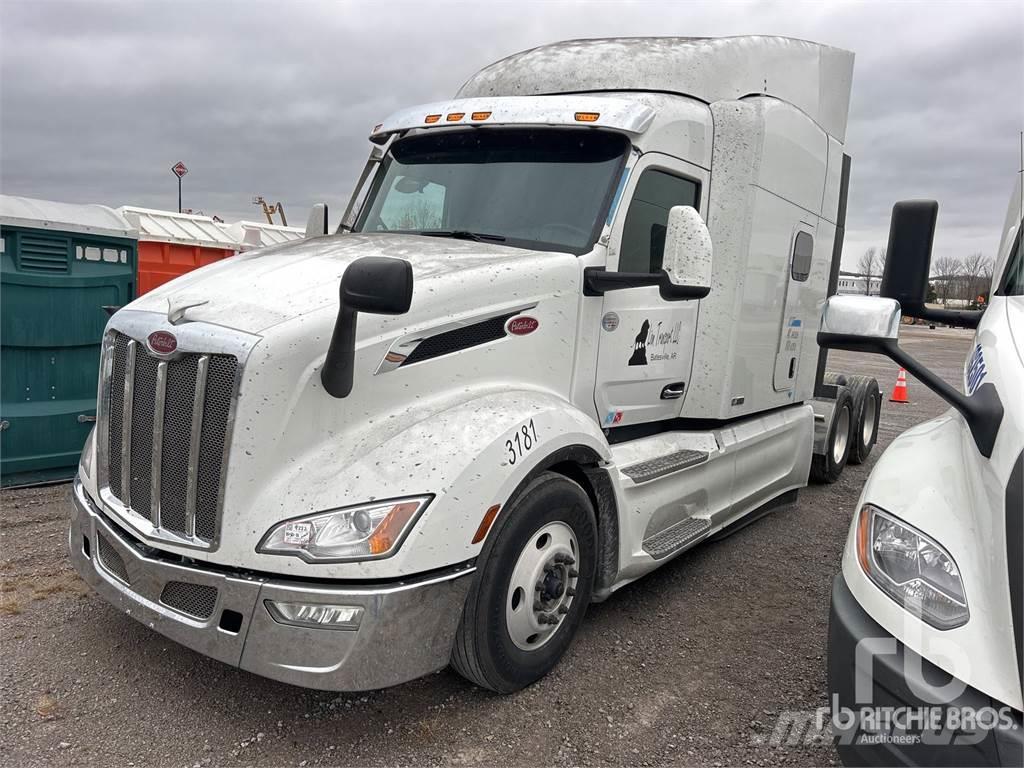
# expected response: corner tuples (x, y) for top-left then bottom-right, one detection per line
(68, 479), (474, 691)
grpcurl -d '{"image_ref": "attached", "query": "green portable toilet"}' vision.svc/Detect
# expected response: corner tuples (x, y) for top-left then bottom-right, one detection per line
(1, 195), (137, 486)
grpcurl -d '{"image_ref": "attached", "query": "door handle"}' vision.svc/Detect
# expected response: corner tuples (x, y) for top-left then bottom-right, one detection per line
(77, 414), (97, 423)
(660, 382), (685, 400)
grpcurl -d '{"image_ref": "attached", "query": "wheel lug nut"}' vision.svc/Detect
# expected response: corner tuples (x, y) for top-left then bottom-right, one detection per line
(566, 587), (576, 597)
(568, 568), (579, 578)
(558, 605), (569, 614)
(535, 581), (544, 592)
(533, 601), (543, 611)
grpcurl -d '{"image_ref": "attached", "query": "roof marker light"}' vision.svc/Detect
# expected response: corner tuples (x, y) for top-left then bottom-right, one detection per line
(424, 114), (442, 124)
(470, 111), (491, 121)
(371, 123), (383, 134)
(574, 112), (600, 123)
(446, 112), (465, 122)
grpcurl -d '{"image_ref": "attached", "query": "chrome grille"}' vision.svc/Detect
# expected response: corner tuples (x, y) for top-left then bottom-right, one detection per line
(159, 581), (218, 619)
(97, 534), (129, 584)
(103, 331), (238, 547)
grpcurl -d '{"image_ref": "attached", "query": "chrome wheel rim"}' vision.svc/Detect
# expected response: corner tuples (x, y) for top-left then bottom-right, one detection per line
(833, 405), (851, 465)
(862, 394), (877, 447)
(505, 521), (579, 651)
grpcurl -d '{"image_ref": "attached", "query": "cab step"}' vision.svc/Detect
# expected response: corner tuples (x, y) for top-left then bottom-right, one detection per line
(642, 517), (712, 560)
(621, 448), (709, 484)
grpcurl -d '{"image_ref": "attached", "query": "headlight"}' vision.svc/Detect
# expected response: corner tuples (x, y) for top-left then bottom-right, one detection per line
(856, 504), (969, 629)
(257, 496), (432, 562)
(79, 426), (96, 480)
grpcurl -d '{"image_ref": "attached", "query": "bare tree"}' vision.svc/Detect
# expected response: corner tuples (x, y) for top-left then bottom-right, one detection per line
(960, 252), (992, 303)
(857, 247), (879, 295)
(932, 255), (961, 305)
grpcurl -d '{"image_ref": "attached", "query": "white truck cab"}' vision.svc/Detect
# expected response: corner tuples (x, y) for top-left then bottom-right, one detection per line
(822, 175), (1023, 765)
(70, 37), (879, 693)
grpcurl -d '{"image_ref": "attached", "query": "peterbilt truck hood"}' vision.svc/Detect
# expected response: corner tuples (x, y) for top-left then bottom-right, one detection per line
(128, 233), (570, 334)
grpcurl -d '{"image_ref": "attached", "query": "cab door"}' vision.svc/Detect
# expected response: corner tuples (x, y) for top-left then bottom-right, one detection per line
(594, 153), (709, 427)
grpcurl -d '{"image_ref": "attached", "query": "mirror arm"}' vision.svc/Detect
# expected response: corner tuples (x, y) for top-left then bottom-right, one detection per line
(817, 332), (1003, 457)
(895, 301), (984, 330)
(583, 267), (710, 302)
(321, 306), (358, 398)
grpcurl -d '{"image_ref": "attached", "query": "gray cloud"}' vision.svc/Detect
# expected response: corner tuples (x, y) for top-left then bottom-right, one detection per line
(2, 0), (1021, 268)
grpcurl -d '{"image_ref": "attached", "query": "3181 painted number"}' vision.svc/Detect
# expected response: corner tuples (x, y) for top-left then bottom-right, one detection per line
(505, 418), (539, 465)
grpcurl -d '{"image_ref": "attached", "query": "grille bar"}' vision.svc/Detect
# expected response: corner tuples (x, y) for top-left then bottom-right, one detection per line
(185, 356), (209, 539)
(151, 361), (168, 528)
(121, 340), (137, 508)
(101, 331), (238, 549)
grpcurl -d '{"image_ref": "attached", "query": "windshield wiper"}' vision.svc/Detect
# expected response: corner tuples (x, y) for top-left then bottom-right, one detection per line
(419, 229), (507, 243)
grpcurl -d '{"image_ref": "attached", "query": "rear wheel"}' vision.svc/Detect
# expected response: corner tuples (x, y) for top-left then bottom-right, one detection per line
(451, 472), (596, 693)
(810, 388), (854, 484)
(825, 373), (881, 465)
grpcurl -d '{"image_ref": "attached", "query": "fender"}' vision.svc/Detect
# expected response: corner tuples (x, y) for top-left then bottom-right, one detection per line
(381, 389), (615, 578)
(840, 411), (1023, 712)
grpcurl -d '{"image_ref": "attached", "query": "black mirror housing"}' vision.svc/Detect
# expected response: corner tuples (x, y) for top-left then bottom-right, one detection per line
(342, 256), (414, 315)
(322, 257), (414, 398)
(880, 199), (983, 329)
(880, 200), (937, 310)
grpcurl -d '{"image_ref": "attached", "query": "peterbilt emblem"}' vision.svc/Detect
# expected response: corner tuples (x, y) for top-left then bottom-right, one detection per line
(147, 330), (178, 355)
(506, 316), (539, 336)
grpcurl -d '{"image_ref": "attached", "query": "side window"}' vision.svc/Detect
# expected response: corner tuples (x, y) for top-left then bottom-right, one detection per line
(791, 231), (813, 282)
(619, 169), (699, 273)
(376, 176), (446, 231)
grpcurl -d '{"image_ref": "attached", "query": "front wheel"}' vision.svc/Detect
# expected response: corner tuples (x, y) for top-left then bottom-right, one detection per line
(450, 472), (596, 693)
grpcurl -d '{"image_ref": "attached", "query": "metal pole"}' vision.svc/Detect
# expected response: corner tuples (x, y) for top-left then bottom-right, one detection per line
(178, 176), (182, 213)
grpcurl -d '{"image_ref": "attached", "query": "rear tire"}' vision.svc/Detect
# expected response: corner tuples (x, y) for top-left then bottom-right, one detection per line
(825, 373), (881, 465)
(451, 472), (596, 693)
(810, 387), (854, 484)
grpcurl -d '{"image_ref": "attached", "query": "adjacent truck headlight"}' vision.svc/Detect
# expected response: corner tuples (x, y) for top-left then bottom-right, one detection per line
(856, 504), (969, 629)
(258, 496), (432, 562)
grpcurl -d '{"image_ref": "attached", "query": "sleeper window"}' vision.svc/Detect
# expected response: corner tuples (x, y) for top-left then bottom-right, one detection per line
(791, 231), (813, 282)
(619, 170), (699, 273)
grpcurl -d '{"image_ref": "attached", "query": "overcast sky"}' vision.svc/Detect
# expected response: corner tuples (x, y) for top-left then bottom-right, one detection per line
(1, 0), (1021, 269)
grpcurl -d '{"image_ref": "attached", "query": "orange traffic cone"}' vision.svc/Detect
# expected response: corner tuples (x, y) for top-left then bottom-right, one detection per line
(890, 368), (909, 403)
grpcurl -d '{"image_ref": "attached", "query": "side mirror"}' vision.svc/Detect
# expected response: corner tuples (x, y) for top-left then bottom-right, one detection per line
(662, 205), (712, 295)
(305, 203), (329, 239)
(880, 200), (982, 328)
(817, 295), (1002, 457)
(583, 205), (712, 301)
(819, 295), (902, 348)
(321, 257), (414, 398)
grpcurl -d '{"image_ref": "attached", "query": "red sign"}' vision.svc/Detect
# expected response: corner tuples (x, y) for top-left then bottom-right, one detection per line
(507, 316), (539, 336)
(171, 162), (188, 178)
(147, 330), (178, 355)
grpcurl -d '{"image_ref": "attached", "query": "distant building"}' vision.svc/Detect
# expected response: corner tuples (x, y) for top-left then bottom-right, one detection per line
(837, 270), (881, 295)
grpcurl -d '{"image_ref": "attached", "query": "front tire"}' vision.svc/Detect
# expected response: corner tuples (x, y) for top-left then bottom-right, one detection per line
(451, 472), (596, 693)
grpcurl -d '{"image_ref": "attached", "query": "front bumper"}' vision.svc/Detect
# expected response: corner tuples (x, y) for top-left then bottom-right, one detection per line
(68, 479), (474, 691)
(828, 574), (1023, 766)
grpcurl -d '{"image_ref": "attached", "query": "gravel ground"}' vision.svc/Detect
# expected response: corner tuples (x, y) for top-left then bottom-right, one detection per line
(0, 325), (974, 768)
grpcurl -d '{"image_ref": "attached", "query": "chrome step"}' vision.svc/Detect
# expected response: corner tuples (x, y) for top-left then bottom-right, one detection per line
(621, 448), (709, 484)
(642, 517), (712, 560)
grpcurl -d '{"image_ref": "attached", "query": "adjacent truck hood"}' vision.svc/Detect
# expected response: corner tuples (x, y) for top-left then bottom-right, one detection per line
(129, 233), (564, 334)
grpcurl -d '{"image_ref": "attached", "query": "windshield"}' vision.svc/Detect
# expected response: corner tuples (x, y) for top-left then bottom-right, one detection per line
(354, 128), (630, 254)
(997, 222), (1022, 296)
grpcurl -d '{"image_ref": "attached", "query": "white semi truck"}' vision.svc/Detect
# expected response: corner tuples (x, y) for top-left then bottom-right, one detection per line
(70, 37), (881, 693)
(823, 176), (1023, 765)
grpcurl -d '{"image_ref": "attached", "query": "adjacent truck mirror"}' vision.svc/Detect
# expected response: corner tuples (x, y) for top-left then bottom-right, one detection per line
(321, 257), (414, 398)
(817, 295), (1002, 457)
(584, 205), (712, 301)
(305, 203), (329, 239)
(880, 200), (984, 329)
